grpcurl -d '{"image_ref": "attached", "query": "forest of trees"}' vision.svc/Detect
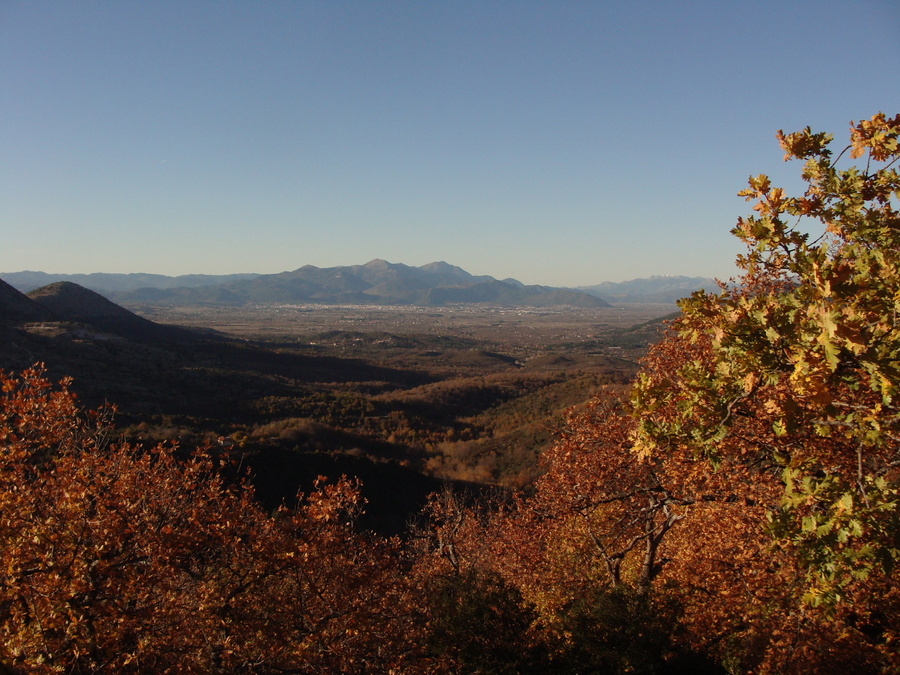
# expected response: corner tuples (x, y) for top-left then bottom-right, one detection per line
(1, 113), (898, 673)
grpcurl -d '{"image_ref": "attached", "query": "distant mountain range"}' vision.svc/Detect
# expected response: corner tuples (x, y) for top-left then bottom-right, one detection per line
(578, 276), (721, 304)
(1, 261), (719, 308)
(1, 271), (260, 294)
(2, 260), (608, 308)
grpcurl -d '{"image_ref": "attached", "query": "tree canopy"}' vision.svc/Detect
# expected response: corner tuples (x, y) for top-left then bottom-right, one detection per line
(634, 113), (900, 604)
(481, 113), (900, 671)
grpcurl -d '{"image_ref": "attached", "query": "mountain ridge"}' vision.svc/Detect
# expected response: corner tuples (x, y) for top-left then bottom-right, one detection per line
(578, 275), (720, 304)
(2, 271), (260, 294)
(3, 261), (611, 308)
(2, 263), (721, 307)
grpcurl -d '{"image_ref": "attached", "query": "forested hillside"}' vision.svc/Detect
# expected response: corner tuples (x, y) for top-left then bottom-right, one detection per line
(1, 114), (897, 673)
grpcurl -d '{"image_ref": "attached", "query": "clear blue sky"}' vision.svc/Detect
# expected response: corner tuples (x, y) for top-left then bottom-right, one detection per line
(2, 1), (898, 286)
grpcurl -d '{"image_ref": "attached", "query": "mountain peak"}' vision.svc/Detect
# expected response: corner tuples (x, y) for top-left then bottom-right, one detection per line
(419, 260), (455, 272)
(363, 258), (394, 269)
(418, 261), (470, 277)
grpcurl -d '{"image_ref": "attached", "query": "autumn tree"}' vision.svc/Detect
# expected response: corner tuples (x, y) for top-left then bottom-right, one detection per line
(0, 366), (412, 673)
(627, 113), (900, 669)
(488, 386), (741, 673)
(402, 485), (549, 673)
(475, 113), (900, 673)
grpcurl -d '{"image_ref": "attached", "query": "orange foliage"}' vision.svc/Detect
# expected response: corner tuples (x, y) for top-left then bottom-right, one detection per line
(0, 366), (414, 673)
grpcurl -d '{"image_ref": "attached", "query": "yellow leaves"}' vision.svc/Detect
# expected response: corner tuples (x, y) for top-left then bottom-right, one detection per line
(738, 175), (789, 219)
(789, 357), (832, 406)
(802, 585), (841, 608)
(802, 515), (820, 533)
(835, 492), (854, 516)
(740, 174), (771, 198)
(710, 322), (727, 344)
(743, 371), (759, 394)
(630, 434), (656, 461)
(850, 112), (900, 161)
(733, 216), (760, 243)
(815, 308), (842, 371)
(776, 126), (834, 161)
(765, 187), (786, 212)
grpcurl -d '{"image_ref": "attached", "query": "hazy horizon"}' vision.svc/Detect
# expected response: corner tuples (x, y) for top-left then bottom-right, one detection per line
(2, 1), (898, 286)
(1, 260), (723, 290)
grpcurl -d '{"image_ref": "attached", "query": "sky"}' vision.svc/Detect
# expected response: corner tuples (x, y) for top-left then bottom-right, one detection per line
(2, 1), (898, 287)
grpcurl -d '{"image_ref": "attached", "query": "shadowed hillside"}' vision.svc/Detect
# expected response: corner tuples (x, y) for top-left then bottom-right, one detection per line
(0, 278), (51, 324)
(27, 282), (206, 343)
